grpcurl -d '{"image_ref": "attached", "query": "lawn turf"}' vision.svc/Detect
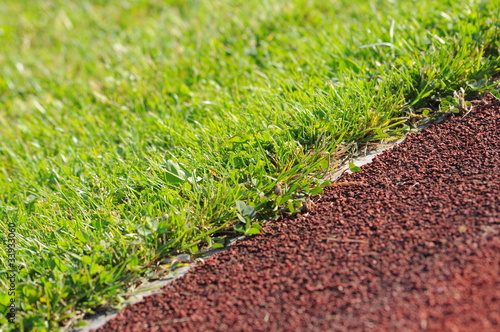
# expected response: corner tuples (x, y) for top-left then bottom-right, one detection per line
(0, 0), (499, 330)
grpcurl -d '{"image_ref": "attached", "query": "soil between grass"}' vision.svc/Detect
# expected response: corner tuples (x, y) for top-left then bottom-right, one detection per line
(95, 95), (500, 331)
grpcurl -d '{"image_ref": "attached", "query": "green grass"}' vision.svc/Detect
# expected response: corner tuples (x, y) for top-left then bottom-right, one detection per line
(0, 0), (498, 330)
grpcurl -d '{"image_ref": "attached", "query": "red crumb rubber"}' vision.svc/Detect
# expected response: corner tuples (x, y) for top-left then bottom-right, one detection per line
(97, 95), (500, 332)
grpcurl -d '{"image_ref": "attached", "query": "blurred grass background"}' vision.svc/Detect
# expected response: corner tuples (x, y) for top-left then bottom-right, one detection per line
(0, 0), (498, 330)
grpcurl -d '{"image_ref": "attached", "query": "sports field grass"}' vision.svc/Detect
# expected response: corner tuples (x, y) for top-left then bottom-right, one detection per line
(0, 0), (498, 330)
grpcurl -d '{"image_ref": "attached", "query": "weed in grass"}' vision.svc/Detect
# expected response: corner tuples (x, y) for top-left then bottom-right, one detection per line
(0, 0), (499, 330)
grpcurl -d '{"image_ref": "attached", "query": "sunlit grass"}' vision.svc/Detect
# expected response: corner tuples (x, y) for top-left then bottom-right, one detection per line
(0, 0), (498, 330)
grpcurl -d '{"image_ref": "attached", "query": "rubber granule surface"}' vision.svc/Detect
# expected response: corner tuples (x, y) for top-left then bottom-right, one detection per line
(97, 95), (500, 332)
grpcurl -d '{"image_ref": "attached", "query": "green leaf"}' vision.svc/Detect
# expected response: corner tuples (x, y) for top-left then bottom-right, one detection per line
(234, 224), (245, 233)
(53, 257), (69, 273)
(320, 180), (332, 187)
(235, 200), (246, 213)
(490, 89), (500, 101)
(90, 262), (104, 274)
(317, 158), (329, 170)
(136, 225), (152, 236)
(288, 183), (300, 193)
(228, 135), (250, 143)
(75, 230), (89, 242)
(21, 285), (40, 303)
(146, 217), (159, 231)
(243, 205), (256, 218)
(349, 161), (361, 173)
(190, 245), (199, 254)
(311, 187), (324, 195)
(246, 228), (260, 235)
(441, 95), (455, 106)
(164, 160), (188, 184)
(99, 270), (114, 284)
(236, 212), (247, 224)
(127, 255), (139, 268)
(276, 194), (292, 205)
(287, 200), (302, 214)
(164, 172), (186, 184)
(81, 255), (92, 265)
(235, 200), (256, 218)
